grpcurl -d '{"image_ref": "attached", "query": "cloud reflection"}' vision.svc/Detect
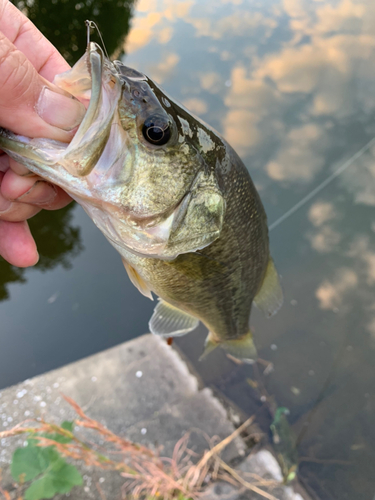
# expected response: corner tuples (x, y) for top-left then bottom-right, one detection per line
(187, 11), (276, 39)
(182, 97), (208, 115)
(316, 267), (358, 310)
(308, 201), (337, 227)
(148, 53), (180, 83)
(307, 201), (341, 252)
(220, 0), (375, 191)
(125, 0), (193, 54)
(266, 124), (327, 182)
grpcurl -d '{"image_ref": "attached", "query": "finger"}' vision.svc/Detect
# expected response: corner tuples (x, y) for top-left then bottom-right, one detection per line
(9, 157), (30, 176)
(0, 32), (86, 141)
(42, 187), (72, 211)
(0, 0), (69, 80)
(1, 168), (72, 210)
(0, 219), (39, 267)
(0, 172), (11, 212)
(2, 169), (54, 202)
(0, 170), (40, 221)
(0, 152), (10, 172)
(0, 200), (41, 222)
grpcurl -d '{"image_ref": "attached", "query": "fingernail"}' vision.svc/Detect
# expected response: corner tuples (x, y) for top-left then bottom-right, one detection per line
(16, 181), (57, 206)
(37, 87), (86, 131)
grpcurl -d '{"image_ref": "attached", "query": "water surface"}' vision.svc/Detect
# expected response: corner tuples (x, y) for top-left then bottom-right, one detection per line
(3, 0), (375, 498)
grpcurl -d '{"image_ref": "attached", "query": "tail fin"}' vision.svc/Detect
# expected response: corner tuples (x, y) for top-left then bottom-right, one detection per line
(200, 330), (257, 363)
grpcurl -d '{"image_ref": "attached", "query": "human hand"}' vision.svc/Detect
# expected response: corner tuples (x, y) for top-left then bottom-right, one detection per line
(0, 0), (86, 267)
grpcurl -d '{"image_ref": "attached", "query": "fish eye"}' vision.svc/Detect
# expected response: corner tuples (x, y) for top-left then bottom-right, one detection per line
(142, 115), (171, 146)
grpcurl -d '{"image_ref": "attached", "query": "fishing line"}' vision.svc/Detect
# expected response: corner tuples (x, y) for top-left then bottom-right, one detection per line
(268, 136), (375, 232)
(85, 20), (110, 60)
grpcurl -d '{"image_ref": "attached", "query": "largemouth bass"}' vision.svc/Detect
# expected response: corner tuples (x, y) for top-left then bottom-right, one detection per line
(0, 42), (283, 360)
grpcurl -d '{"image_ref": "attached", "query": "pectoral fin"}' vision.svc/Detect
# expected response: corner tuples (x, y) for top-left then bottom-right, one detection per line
(254, 257), (283, 318)
(122, 259), (153, 300)
(149, 299), (199, 337)
(200, 330), (257, 362)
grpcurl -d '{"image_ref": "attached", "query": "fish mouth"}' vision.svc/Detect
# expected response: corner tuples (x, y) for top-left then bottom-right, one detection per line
(0, 43), (138, 205)
(53, 42), (125, 179)
(0, 43), (125, 194)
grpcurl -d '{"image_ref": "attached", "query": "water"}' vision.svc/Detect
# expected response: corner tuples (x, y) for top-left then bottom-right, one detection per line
(3, 0), (375, 498)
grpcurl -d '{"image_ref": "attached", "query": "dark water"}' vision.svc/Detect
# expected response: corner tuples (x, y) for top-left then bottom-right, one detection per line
(2, 0), (375, 498)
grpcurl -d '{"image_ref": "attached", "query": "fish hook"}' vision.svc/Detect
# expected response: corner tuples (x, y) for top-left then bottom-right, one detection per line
(85, 20), (110, 60)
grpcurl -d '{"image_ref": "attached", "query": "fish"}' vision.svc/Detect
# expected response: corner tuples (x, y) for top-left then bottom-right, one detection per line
(0, 41), (283, 360)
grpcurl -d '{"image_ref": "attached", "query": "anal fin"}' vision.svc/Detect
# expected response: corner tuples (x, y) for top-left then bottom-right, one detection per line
(149, 299), (199, 338)
(254, 257), (283, 318)
(122, 259), (153, 300)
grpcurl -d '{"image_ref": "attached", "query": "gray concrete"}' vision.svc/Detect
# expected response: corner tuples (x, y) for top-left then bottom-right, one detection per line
(0, 334), (308, 499)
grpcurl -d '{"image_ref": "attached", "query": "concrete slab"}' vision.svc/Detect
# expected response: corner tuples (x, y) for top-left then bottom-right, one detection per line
(0, 334), (308, 500)
(0, 335), (243, 498)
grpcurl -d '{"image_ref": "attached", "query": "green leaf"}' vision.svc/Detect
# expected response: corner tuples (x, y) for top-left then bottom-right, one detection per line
(61, 421), (74, 432)
(11, 446), (63, 482)
(26, 437), (43, 448)
(11, 447), (45, 482)
(12, 441), (82, 500)
(51, 462), (83, 491)
(24, 476), (56, 500)
(24, 463), (82, 500)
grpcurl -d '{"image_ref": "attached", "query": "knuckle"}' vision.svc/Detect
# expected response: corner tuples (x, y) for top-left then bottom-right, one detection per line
(0, 35), (34, 103)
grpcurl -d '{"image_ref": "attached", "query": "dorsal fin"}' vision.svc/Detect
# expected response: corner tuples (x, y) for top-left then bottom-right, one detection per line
(149, 299), (199, 337)
(254, 257), (283, 318)
(122, 259), (153, 300)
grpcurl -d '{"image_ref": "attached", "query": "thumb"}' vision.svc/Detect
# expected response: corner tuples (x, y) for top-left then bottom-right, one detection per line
(0, 31), (86, 142)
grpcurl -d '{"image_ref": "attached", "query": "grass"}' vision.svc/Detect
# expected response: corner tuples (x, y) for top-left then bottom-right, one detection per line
(0, 395), (280, 500)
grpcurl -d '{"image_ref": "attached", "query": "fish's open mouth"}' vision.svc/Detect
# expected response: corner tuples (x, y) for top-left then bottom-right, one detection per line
(53, 42), (124, 178)
(0, 42), (125, 194)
